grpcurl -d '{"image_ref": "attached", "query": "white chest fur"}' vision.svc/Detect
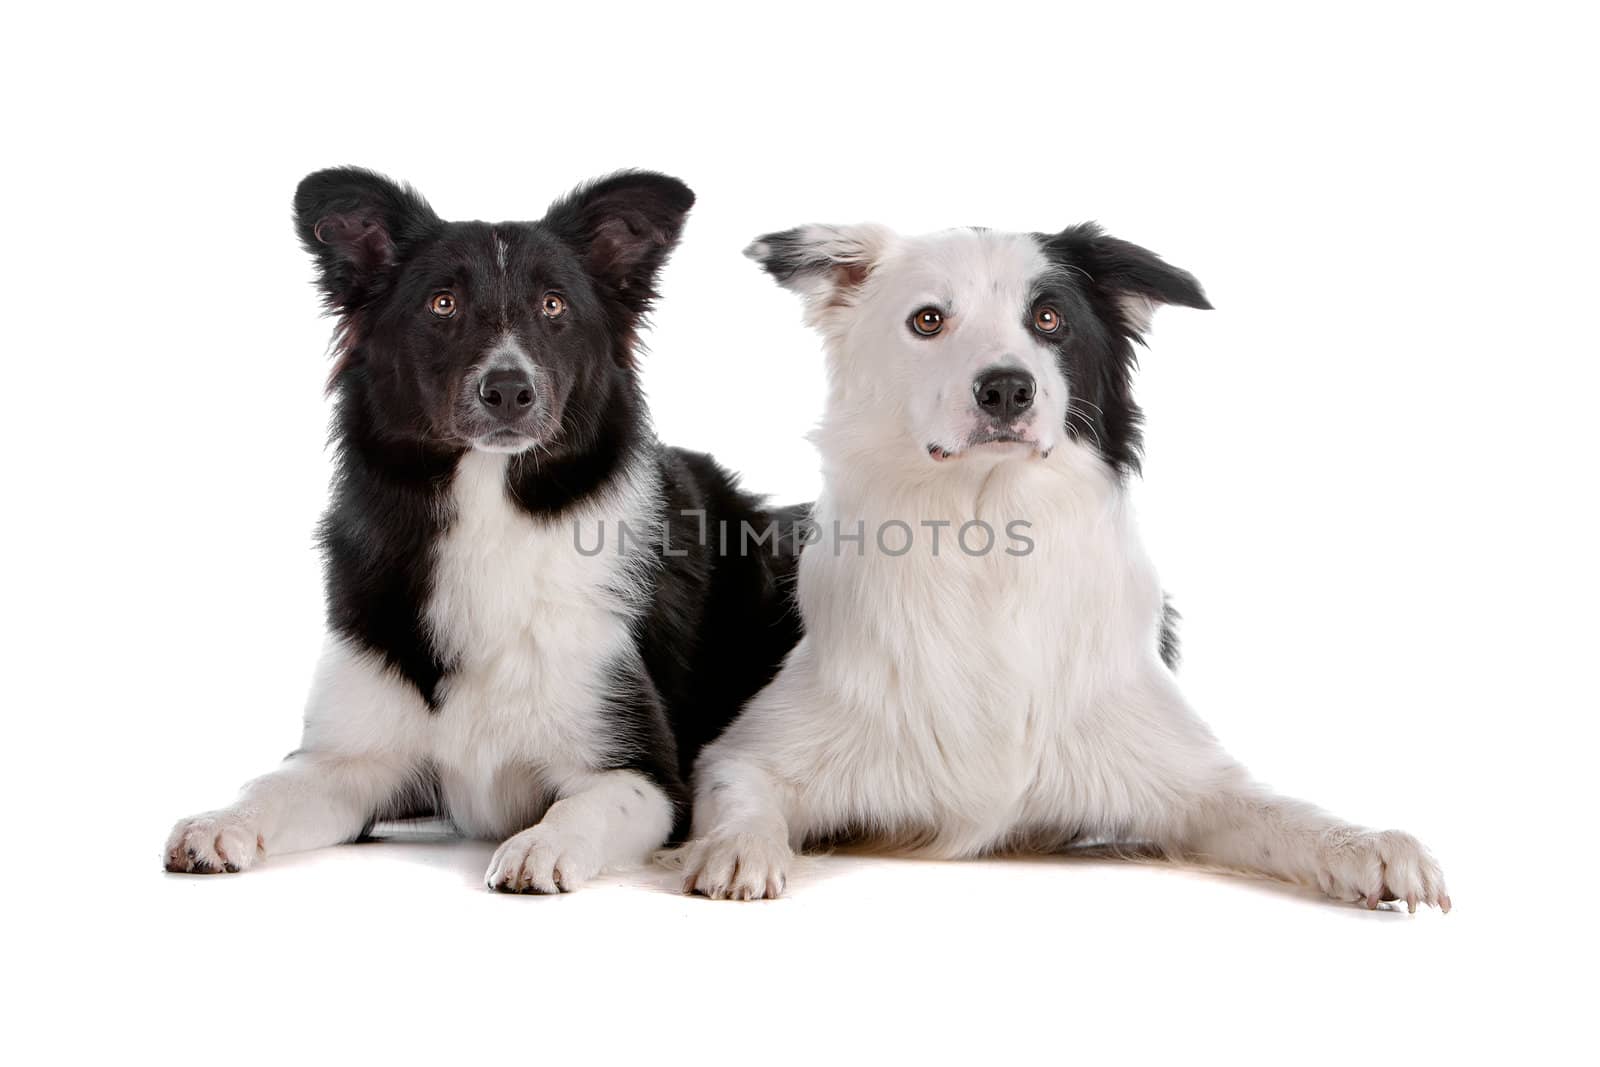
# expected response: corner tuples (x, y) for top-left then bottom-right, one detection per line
(424, 451), (644, 674)
(421, 452), (655, 833)
(763, 442), (1171, 852)
(301, 454), (658, 840)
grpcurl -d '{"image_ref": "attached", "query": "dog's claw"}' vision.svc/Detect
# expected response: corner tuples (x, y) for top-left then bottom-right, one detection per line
(1314, 828), (1446, 914)
(165, 811), (262, 874)
(681, 831), (792, 901)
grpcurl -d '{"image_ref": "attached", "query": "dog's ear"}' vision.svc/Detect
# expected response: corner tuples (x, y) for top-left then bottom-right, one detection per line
(544, 171), (695, 319)
(1045, 224), (1211, 336)
(294, 167), (440, 312)
(745, 224), (895, 314)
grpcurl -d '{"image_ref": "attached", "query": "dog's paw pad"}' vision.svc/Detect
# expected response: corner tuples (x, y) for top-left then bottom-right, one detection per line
(485, 826), (602, 895)
(163, 811), (262, 874)
(1314, 828), (1449, 912)
(682, 832), (791, 901)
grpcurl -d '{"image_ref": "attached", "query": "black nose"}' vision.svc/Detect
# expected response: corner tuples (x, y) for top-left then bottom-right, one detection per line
(478, 369), (535, 420)
(973, 368), (1036, 420)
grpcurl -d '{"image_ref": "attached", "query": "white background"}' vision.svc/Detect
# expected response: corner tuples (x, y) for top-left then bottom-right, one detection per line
(4, 2), (1595, 1063)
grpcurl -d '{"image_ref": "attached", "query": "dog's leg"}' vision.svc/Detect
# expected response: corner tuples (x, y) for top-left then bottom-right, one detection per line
(163, 751), (417, 873)
(682, 637), (919, 901)
(1168, 789), (1451, 912)
(678, 653), (842, 900)
(484, 770), (675, 893)
(680, 753), (797, 900)
(163, 638), (428, 874)
(1086, 672), (1450, 911)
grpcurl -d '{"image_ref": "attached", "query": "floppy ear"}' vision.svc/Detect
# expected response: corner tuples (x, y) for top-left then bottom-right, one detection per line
(543, 171), (695, 320)
(1046, 223), (1211, 336)
(744, 224), (895, 313)
(294, 167), (440, 312)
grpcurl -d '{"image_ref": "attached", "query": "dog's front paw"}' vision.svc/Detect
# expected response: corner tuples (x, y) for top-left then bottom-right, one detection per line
(682, 831), (791, 900)
(164, 810), (262, 874)
(485, 825), (602, 894)
(1314, 828), (1450, 912)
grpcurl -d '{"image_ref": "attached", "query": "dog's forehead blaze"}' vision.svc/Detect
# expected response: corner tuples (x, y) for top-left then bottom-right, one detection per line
(884, 229), (1052, 311)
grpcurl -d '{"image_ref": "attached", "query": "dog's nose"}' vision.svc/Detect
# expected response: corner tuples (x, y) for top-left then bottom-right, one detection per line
(973, 368), (1036, 420)
(478, 369), (535, 419)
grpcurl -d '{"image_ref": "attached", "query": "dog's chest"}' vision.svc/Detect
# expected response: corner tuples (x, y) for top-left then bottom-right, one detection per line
(422, 453), (643, 778)
(809, 460), (1165, 841)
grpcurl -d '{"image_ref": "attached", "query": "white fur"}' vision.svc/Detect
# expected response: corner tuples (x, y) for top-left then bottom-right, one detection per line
(835, 228), (1069, 461)
(685, 227), (1449, 911)
(165, 451), (673, 890)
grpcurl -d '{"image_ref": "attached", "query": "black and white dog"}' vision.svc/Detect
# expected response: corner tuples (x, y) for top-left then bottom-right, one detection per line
(683, 222), (1450, 910)
(164, 168), (802, 892)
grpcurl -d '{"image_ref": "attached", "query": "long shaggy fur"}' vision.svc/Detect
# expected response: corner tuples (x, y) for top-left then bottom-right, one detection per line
(682, 222), (1449, 912)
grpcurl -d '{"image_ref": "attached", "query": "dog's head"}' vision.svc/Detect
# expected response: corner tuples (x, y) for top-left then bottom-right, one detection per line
(747, 222), (1208, 475)
(296, 167), (693, 456)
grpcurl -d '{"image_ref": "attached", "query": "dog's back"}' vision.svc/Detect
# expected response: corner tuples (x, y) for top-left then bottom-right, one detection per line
(643, 448), (806, 780)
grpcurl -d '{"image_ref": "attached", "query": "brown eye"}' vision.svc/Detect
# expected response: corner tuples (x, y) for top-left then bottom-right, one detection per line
(1033, 306), (1062, 334)
(909, 307), (945, 336)
(541, 292), (567, 319)
(429, 291), (457, 318)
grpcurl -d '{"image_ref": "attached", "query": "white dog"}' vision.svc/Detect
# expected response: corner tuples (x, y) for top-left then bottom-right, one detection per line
(682, 221), (1449, 910)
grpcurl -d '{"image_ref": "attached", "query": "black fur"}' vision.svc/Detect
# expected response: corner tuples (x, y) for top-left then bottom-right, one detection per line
(1159, 597), (1182, 671)
(1034, 224), (1205, 669)
(1033, 223), (1211, 477)
(296, 167), (802, 829)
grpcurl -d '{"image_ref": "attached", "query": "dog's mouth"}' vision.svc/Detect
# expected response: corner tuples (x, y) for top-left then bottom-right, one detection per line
(927, 431), (1048, 462)
(471, 428), (543, 455)
(452, 389), (561, 456)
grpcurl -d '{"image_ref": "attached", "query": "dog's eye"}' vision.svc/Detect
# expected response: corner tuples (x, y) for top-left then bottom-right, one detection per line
(541, 293), (567, 319)
(429, 292), (458, 318)
(1033, 306), (1062, 334)
(909, 307), (945, 337)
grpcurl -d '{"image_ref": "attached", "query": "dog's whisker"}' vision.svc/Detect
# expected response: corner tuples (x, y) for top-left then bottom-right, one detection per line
(1065, 405), (1104, 449)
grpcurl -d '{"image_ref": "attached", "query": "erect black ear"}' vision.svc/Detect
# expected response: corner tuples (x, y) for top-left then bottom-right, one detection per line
(543, 171), (695, 316)
(294, 167), (440, 311)
(1045, 223), (1211, 336)
(744, 223), (894, 314)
